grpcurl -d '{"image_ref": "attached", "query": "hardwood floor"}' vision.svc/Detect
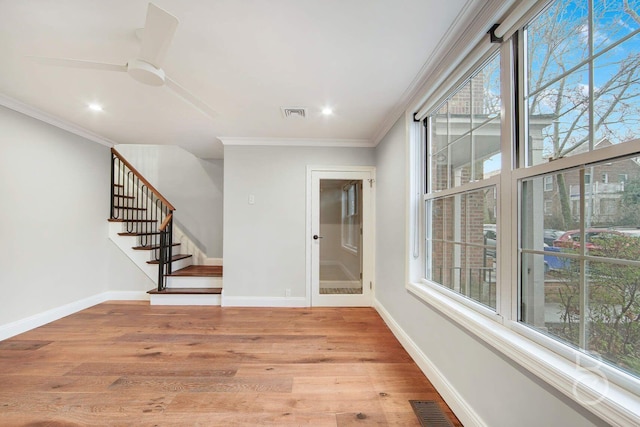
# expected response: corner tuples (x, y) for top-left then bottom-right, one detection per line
(0, 302), (462, 426)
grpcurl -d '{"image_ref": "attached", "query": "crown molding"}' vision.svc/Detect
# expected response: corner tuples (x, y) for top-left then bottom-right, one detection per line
(218, 137), (375, 148)
(371, 0), (516, 146)
(0, 93), (117, 148)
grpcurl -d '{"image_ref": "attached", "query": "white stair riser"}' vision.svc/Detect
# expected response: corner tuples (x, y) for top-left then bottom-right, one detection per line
(149, 294), (221, 306)
(170, 256), (193, 271)
(166, 276), (223, 289)
(108, 222), (193, 284)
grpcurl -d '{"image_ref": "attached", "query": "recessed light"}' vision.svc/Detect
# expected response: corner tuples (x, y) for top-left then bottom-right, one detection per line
(88, 103), (103, 112)
(322, 107), (333, 115)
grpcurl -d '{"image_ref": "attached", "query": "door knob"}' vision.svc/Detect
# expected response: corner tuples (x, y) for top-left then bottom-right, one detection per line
(313, 234), (323, 240)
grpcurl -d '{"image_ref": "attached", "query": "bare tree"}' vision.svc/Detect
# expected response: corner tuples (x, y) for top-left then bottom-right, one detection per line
(527, 0), (640, 228)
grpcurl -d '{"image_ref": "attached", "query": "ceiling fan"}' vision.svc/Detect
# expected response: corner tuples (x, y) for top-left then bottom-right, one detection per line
(32, 2), (216, 119)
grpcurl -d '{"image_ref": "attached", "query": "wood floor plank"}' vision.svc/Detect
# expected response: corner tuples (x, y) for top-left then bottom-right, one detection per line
(165, 391), (386, 414)
(235, 363), (369, 378)
(65, 362), (237, 377)
(108, 376), (293, 393)
(0, 302), (462, 426)
(292, 375), (374, 393)
(0, 340), (52, 351)
(0, 375), (120, 393)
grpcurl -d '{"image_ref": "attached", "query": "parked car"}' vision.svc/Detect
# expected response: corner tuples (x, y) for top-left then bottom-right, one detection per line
(543, 229), (565, 246)
(543, 245), (567, 271)
(552, 228), (621, 250)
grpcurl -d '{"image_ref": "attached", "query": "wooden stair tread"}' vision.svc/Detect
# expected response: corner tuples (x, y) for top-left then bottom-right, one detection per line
(108, 218), (157, 223)
(118, 231), (162, 236)
(113, 195), (135, 199)
(147, 254), (192, 264)
(113, 184), (124, 187)
(147, 287), (222, 295)
(132, 242), (180, 250)
(167, 265), (223, 277)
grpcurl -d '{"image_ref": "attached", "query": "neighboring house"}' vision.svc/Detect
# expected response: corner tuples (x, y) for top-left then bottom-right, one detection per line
(542, 139), (640, 226)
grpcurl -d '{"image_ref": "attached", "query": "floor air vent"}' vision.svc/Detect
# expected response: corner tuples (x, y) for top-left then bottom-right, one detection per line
(409, 400), (454, 427)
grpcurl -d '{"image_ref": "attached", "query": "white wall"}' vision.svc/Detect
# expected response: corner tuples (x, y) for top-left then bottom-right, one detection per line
(223, 145), (374, 303)
(374, 115), (608, 427)
(0, 105), (152, 329)
(115, 144), (223, 258)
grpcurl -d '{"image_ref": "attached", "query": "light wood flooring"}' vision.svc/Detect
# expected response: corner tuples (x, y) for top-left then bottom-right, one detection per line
(0, 302), (462, 426)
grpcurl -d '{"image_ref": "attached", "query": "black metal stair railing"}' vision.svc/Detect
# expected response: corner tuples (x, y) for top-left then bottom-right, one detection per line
(110, 148), (175, 291)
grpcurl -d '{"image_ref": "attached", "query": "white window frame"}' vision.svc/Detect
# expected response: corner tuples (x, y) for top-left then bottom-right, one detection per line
(423, 48), (503, 311)
(543, 175), (553, 191)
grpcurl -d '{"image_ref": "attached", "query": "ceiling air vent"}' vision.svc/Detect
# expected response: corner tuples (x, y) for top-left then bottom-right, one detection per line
(281, 106), (308, 119)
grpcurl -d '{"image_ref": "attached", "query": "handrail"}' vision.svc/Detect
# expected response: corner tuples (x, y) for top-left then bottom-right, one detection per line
(111, 148), (175, 211)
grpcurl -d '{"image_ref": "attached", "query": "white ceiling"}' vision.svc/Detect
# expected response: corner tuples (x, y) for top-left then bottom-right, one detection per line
(0, 0), (472, 159)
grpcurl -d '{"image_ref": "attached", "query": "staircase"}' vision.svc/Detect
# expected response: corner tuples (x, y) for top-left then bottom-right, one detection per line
(108, 148), (222, 305)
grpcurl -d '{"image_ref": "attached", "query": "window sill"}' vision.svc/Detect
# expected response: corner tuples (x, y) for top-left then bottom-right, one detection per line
(406, 281), (640, 426)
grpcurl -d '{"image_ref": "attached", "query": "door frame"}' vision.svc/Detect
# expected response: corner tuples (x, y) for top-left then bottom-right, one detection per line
(305, 165), (376, 306)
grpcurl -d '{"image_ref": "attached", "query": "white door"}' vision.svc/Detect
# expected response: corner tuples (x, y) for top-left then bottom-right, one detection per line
(308, 168), (374, 306)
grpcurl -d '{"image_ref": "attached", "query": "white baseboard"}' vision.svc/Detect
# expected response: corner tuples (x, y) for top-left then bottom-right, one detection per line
(222, 295), (307, 307)
(105, 291), (150, 301)
(0, 293), (105, 341)
(373, 299), (486, 427)
(0, 291), (151, 341)
(203, 257), (223, 266)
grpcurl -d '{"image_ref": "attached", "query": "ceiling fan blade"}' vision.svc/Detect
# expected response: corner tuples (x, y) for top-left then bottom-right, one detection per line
(139, 3), (179, 68)
(30, 56), (127, 72)
(166, 76), (217, 120)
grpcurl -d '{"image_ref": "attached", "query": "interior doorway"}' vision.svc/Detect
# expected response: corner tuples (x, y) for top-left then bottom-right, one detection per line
(307, 167), (375, 306)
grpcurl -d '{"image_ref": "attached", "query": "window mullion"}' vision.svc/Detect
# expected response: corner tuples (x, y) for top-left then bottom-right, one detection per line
(498, 36), (518, 320)
(578, 168), (587, 350)
(588, 0), (594, 152)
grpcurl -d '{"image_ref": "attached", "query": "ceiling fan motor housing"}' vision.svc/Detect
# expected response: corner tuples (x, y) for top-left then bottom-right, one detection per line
(127, 58), (165, 86)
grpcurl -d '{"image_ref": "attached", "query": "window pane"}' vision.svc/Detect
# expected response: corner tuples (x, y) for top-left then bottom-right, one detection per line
(431, 105), (449, 152)
(593, 34), (640, 146)
(431, 148), (449, 192)
(522, 170), (581, 253)
(525, 0), (640, 167)
(521, 157), (640, 378)
(474, 119), (501, 180)
(593, 0), (640, 55)
(427, 187), (497, 309)
(528, 67), (590, 166)
(473, 54), (501, 126)
(450, 136), (472, 187)
(526, 0), (589, 94)
(586, 259), (640, 377)
(449, 82), (472, 143)
(427, 51), (501, 191)
(521, 252), (581, 344)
